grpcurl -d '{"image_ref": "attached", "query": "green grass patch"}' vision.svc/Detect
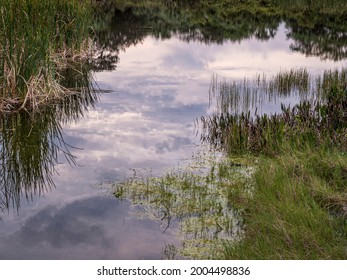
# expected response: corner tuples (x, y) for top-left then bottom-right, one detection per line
(224, 149), (347, 259)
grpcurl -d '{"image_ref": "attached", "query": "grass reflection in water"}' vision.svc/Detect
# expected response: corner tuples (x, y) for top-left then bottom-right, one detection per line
(0, 65), (98, 214)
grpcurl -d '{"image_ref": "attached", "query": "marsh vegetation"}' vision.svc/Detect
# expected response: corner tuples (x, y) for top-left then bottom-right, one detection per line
(0, 0), (346, 260)
(0, 64), (97, 214)
(0, 0), (92, 111)
(113, 68), (347, 259)
(201, 69), (347, 155)
(198, 69), (347, 258)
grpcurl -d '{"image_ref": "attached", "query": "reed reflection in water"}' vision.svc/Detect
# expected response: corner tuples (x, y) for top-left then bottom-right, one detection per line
(0, 65), (98, 214)
(200, 68), (347, 155)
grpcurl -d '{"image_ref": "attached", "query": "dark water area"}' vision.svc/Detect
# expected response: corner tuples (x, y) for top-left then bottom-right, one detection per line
(0, 6), (346, 259)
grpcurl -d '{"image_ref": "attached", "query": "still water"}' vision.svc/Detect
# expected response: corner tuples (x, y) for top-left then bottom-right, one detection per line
(0, 12), (346, 259)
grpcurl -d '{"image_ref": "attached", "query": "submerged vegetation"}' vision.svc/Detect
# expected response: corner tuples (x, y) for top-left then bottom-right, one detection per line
(113, 152), (255, 259)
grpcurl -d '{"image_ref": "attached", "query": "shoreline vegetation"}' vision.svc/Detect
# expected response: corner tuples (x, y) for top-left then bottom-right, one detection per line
(1, 0), (346, 259)
(113, 68), (347, 259)
(200, 69), (347, 259)
(0, 0), (92, 113)
(1, 0), (347, 112)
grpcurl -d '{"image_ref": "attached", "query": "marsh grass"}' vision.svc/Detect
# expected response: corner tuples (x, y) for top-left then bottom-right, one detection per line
(224, 149), (347, 259)
(199, 68), (347, 259)
(209, 69), (313, 116)
(201, 69), (347, 155)
(0, 0), (92, 111)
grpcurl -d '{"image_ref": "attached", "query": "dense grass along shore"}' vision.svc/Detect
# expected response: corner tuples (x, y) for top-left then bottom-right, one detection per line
(0, 0), (92, 112)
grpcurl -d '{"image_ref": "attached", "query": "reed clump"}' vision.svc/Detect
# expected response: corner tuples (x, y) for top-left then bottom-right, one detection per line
(0, 0), (92, 112)
(200, 69), (347, 155)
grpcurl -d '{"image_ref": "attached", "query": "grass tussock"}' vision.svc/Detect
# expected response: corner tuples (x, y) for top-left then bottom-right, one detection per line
(0, 0), (92, 111)
(0, 65), (98, 213)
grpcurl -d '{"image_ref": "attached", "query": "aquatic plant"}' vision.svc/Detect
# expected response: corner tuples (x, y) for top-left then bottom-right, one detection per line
(112, 152), (255, 259)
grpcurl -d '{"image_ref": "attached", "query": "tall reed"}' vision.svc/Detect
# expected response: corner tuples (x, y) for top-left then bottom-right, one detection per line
(0, 0), (92, 110)
(200, 69), (347, 155)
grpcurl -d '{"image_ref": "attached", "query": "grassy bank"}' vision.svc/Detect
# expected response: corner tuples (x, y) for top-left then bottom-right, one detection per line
(223, 148), (347, 259)
(0, 0), (92, 112)
(108, 0), (347, 15)
(94, 0), (347, 61)
(202, 69), (347, 259)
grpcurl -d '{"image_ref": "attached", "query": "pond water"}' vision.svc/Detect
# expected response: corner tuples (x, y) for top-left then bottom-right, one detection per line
(0, 9), (346, 259)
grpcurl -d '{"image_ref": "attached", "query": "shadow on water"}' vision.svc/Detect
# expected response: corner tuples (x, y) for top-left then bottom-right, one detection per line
(0, 64), (98, 215)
